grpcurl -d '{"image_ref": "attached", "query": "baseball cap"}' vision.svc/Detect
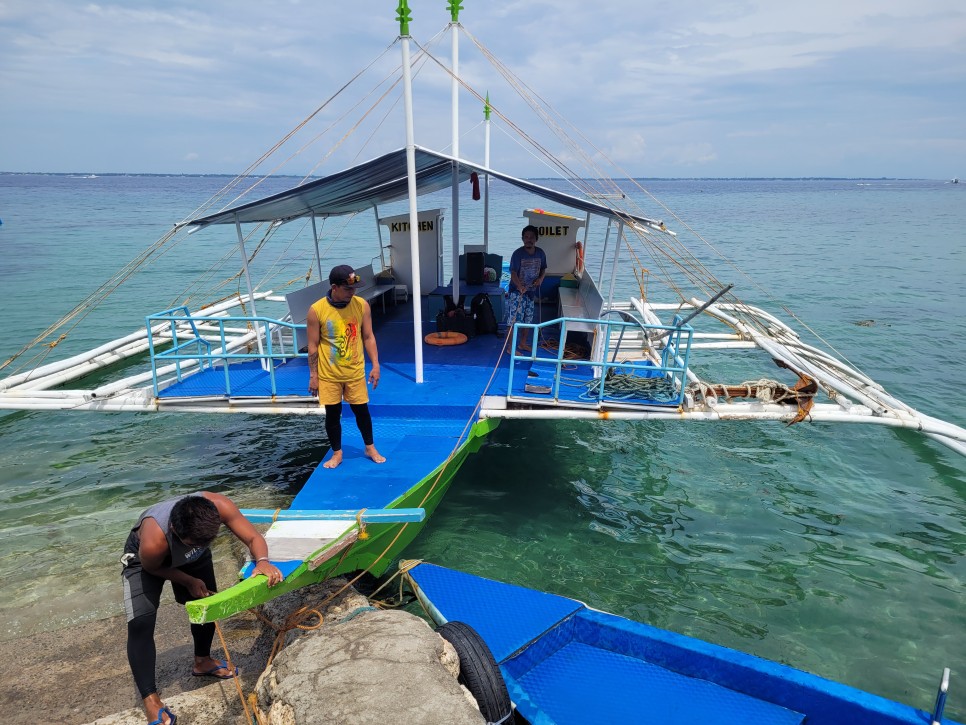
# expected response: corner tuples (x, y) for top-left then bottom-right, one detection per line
(329, 264), (361, 287)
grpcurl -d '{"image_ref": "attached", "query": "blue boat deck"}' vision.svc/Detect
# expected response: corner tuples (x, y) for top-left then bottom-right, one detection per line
(157, 297), (512, 409)
(160, 299), (513, 537)
(409, 563), (947, 725)
(156, 294), (684, 414)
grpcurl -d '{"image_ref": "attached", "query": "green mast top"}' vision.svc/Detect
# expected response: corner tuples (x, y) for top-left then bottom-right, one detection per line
(396, 0), (412, 36)
(484, 92), (491, 121)
(447, 0), (463, 23)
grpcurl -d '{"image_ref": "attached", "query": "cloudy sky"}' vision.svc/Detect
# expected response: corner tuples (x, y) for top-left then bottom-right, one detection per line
(2, 1), (964, 178)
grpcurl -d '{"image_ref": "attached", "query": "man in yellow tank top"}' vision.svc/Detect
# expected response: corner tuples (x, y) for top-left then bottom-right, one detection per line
(307, 265), (386, 468)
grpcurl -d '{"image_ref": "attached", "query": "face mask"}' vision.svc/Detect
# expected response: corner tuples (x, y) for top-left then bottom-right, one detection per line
(327, 290), (349, 309)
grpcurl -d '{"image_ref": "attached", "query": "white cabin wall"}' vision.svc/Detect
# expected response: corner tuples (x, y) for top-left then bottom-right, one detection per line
(379, 208), (444, 294)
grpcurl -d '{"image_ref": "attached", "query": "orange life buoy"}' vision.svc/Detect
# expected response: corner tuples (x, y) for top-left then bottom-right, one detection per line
(575, 241), (585, 274)
(424, 331), (468, 346)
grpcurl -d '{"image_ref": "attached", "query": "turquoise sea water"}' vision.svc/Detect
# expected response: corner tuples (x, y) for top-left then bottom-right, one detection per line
(0, 174), (964, 719)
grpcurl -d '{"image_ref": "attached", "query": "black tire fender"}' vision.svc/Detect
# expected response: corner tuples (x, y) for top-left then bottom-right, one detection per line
(436, 620), (514, 725)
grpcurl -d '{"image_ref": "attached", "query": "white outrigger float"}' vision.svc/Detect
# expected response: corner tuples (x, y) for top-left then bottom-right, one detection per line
(1, 2), (961, 719)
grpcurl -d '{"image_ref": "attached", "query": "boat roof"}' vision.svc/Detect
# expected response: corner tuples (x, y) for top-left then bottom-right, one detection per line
(188, 146), (665, 229)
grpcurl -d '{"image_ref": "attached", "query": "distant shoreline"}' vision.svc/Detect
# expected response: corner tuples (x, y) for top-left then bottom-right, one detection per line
(0, 171), (942, 181)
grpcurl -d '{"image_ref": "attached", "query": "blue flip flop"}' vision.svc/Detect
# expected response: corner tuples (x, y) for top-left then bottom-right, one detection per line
(191, 658), (238, 679)
(149, 705), (176, 725)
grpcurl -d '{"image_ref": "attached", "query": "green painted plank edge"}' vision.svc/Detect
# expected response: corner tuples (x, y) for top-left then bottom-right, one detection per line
(186, 418), (499, 624)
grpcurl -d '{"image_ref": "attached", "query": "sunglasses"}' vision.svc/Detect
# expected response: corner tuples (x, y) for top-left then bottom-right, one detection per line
(337, 273), (361, 286)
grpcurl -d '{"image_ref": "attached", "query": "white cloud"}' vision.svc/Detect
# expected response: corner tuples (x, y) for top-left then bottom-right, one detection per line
(0, 0), (964, 177)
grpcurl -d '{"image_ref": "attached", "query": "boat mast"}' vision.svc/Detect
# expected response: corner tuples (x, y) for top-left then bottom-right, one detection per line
(449, 0), (462, 307)
(483, 92), (491, 252)
(398, 0), (425, 383)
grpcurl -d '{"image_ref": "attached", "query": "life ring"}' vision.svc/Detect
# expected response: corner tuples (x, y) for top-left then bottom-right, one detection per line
(424, 331), (468, 346)
(575, 241), (585, 275)
(436, 621), (514, 725)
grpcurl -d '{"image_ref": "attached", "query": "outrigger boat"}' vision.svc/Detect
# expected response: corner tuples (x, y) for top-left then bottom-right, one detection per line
(1, 2), (964, 635)
(406, 562), (959, 725)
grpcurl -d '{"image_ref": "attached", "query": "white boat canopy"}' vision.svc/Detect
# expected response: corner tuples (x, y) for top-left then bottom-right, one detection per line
(187, 146), (666, 230)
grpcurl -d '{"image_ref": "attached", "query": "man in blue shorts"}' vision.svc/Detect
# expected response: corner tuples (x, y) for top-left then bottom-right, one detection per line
(506, 224), (547, 351)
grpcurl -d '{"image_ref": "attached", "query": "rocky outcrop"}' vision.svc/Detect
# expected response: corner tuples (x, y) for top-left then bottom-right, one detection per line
(86, 578), (485, 724)
(254, 608), (483, 724)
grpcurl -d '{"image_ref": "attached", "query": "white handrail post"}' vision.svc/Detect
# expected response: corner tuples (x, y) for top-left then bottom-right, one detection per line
(310, 213), (324, 282)
(234, 215), (266, 366)
(598, 218), (613, 285)
(373, 205), (388, 272)
(606, 221), (624, 311)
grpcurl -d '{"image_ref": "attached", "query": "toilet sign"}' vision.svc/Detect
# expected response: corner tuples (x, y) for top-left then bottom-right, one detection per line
(523, 209), (586, 275)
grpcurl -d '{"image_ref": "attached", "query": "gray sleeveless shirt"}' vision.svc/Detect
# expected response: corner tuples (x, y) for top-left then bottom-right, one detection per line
(131, 495), (210, 568)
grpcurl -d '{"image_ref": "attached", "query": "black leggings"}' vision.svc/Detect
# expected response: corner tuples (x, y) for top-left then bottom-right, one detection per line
(324, 402), (374, 451)
(123, 549), (218, 699)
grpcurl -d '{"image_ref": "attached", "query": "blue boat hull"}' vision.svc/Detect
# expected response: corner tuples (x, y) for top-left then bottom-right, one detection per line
(407, 563), (957, 725)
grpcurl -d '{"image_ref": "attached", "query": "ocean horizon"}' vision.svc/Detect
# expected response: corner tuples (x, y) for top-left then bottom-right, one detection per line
(0, 173), (963, 720)
(1, 170), (956, 181)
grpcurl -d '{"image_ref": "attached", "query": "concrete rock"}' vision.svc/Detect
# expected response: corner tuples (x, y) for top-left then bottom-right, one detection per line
(254, 608), (485, 725)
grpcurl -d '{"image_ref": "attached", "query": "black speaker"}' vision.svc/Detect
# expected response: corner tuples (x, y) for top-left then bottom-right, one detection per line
(465, 251), (485, 286)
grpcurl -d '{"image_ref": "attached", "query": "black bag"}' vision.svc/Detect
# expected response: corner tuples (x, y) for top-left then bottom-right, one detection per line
(465, 251), (485, 286)
(442, 295), (465, 315)
(471, 292), (499, 335)
(436, 298), (475, 337)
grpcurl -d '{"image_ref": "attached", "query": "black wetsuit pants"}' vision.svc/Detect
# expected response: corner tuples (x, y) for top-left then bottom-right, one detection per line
(121, 533), (218, 699)
(324, 402), (374, 451)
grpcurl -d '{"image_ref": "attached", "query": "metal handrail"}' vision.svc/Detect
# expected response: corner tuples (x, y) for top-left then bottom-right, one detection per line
(145, 308), (305, 397)
(508, 315), (692, 407)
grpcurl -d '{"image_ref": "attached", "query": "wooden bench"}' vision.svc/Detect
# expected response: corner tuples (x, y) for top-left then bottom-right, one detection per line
(557, 273), (603, 332)
(352, 263), (394, 314)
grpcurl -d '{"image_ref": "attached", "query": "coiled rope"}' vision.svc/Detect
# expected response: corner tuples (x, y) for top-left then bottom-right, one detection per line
(689, 372), (818, 425)
(581, 369), (680, 403)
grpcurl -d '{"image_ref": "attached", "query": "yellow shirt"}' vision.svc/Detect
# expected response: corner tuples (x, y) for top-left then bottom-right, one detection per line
(310, 296), (366, 383)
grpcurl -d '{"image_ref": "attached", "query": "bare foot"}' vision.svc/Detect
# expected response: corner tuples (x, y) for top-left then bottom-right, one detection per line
(323, 450), (343, 469)
(365, 444), (386, 464)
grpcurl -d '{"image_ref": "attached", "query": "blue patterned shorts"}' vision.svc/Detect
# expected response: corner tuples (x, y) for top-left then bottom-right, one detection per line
(505, 292), (535, 324)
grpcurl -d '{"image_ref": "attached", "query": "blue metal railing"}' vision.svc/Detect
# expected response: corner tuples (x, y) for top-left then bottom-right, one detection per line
(145, 307), (304, 397)
(508, 314), (693, 407)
